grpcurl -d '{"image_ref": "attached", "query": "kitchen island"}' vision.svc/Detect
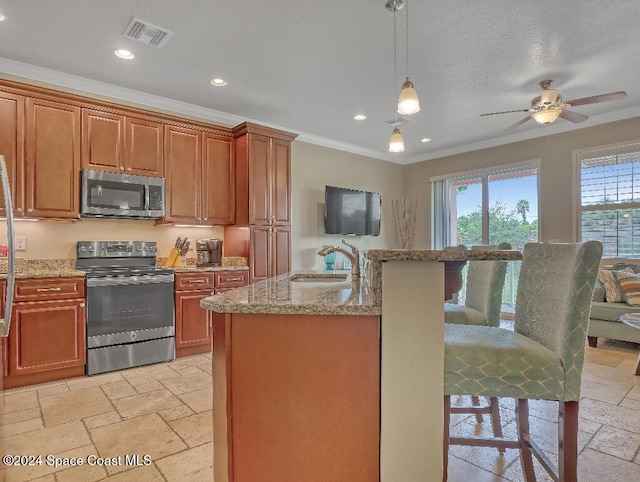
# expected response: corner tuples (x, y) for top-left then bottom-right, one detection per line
(201, 248), (522, 482)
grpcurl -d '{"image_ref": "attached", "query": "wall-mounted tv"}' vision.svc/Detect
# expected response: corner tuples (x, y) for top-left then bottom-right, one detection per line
(324, 185), (381, 236)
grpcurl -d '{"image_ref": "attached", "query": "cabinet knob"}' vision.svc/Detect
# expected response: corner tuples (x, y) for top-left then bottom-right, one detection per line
(79, 302), (85, 308)
(27, 208), (33, 213)
(16, 208), (22, 213)
(203, 217), (207, 221)
(120, 167), (125, 171)
(127, 167), (132, 171)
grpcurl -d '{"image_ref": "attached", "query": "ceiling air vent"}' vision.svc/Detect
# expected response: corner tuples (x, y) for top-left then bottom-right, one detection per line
(123, 17), (174, 48)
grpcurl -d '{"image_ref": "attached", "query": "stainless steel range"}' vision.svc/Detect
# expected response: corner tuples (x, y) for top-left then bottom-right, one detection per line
(76, 241), (175, 375)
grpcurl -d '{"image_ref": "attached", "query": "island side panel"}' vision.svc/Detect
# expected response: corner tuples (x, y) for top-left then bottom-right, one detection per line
(380, 260), (444, 481)
(212, 312), (233, 482)
(222, 312), (380, 482)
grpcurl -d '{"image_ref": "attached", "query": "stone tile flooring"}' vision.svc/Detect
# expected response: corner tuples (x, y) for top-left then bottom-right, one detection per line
(0, 336), (639, 481)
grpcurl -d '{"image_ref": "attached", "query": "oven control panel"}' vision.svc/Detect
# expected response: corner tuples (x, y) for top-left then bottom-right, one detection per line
(76, 241), (157, 258)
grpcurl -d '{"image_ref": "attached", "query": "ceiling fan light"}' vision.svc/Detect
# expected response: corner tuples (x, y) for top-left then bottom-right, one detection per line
(532, 108), (562, 125)
(388, 127), (405, 152)
(397, 77), (420, 115)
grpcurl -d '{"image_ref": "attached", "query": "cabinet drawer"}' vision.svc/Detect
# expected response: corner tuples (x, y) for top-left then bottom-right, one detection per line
(214, 270), (249, 289)
(14, 278), (85, 302)
(175, 272), (214, 291)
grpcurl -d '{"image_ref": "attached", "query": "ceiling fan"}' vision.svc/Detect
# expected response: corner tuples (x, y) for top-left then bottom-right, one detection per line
(480, 80), (627, 133)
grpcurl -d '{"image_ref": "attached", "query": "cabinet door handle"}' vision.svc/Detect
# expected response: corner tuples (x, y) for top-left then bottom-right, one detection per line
(36, 287), (62, 292)
(222, 277), (244, 282)
(187, 279), (207, 283)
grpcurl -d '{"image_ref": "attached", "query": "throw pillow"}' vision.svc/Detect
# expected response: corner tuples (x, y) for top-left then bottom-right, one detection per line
(597, 268), (634, 302)
(613, 271), (640, 306)
(612, 262), (640, 274)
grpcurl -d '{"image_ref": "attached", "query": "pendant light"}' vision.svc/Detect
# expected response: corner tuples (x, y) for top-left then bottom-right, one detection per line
(387, 0), (405, 152)
(388, 127), (405, 152)
(395, 0), (420, 115)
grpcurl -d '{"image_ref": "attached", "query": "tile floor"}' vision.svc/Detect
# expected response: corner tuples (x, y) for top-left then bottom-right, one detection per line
(0, 335), (639, 481)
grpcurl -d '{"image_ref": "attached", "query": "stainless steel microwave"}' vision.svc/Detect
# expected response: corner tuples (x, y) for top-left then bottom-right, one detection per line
(81, 169), (165, 219)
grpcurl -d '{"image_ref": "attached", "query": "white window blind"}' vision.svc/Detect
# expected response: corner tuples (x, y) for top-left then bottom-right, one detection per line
(578, 142), (640, 257)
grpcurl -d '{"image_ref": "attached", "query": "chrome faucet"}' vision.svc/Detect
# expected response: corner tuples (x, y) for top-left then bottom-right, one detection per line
(318, 239), (360, 277)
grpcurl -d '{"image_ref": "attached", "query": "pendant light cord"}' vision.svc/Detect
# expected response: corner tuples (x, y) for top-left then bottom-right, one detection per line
(405, 0), (409, 79)
(393, 6), (398, 125)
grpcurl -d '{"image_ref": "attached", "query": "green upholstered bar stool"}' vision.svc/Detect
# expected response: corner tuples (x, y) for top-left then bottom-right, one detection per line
(444, 243), (511, 438)
(443, 241), (602, 482)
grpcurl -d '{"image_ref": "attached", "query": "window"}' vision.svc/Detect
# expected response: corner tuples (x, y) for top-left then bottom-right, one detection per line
(432, 162), (539, 308)
(577, 141), (640, 258)
(432, 162), (540, 251)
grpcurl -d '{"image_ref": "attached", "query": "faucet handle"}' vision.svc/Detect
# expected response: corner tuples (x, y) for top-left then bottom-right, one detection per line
(341, 239), (358, 255)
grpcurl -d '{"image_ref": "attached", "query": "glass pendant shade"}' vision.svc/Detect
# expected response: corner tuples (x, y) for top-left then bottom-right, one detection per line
(397, 77), (420, 115)
(388, 127), (405, 152)
(532, 108), (562, 125)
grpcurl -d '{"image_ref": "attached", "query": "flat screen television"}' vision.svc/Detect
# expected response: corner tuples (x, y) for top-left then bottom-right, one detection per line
(324, 185), (381, 236)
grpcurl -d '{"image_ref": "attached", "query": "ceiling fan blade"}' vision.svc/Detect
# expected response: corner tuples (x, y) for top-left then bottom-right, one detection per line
(480, 108), (531, 117)
(503, 115), (532, 133)
(564, 91), (627, 107)
(559, 109), (589, 123)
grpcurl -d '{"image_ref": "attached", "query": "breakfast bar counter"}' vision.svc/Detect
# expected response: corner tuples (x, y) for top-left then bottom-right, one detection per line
(202, 249), (522, 482)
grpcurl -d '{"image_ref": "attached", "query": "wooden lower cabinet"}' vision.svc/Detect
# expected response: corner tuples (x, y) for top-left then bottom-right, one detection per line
(3, 277), (86, 389)
(213, 269), (248, 294)
(174, 272), (214, 357)
(249, 225), (290, 283)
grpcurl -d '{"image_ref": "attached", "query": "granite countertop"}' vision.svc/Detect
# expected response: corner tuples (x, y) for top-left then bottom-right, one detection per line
(365, 248), (523, 262)
(0, 257), (249, 279)
(170, 265), (249, 273)
(0, 259), (85, 279)
(201, 270), (381, 316)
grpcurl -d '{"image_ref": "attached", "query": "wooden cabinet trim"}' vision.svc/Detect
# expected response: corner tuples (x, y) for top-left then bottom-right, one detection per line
(1, 79), (234, 139)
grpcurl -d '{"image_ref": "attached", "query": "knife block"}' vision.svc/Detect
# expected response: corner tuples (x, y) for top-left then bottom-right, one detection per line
(165, 248), (180, 267)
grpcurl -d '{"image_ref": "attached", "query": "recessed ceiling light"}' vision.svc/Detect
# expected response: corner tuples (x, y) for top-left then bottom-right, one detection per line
(0, 13), (6, 21)
(353, 114), (367, 121)
(210, 78), (228, 87)
(114, 49), (134, 60)
(420, 137), (432, 143)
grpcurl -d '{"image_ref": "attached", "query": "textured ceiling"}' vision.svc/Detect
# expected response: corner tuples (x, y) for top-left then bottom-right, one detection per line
(1, 0), (639, 165)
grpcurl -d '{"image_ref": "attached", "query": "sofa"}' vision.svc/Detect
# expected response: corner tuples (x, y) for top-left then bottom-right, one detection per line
(588, 258), (640, 347)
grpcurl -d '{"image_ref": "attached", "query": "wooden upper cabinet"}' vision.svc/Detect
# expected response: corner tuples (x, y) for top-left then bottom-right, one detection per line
(233, 126), (296, 228)
(272, 138), (292, 225)
(125, 117), (163, 176)
(82, 109), (163, 177)
(0, 92), (24, 217)
(203, 133), (234, 225)
(81, 109), (124, 172)
(25, 98), (80, 219)
(164, 125), (201, 223)
(248, 134), (272, 226)
(164, 126), (234, 225)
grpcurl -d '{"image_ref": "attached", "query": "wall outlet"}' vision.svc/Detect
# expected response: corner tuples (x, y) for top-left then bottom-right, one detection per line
(15, 236), (27, 251)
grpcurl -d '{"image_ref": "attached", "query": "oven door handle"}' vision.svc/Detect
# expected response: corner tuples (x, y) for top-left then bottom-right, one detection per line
(86, 274), (174, 287)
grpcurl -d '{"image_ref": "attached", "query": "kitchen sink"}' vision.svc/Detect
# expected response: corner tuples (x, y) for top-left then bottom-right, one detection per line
(288, 273), (348, 283)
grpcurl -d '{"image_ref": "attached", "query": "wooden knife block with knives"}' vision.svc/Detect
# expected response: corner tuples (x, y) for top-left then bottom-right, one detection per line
(166, 237), (190, 267)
